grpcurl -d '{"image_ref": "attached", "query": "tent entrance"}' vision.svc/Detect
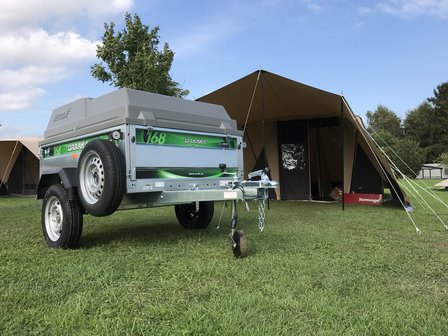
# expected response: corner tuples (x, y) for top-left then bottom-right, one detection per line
(5, 146), (39, 195)
(309, 118), (342, 201)
(277, 118), (342, 201)
(278, 120), (310, 200)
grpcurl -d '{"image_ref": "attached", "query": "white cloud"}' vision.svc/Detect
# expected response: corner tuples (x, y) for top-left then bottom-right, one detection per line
(0, 88), (45, 111)
(357, 6), (374, 15)
(0, 0), (134, 112)
(0, 66), (67, 90)
(304, 0), (324, 12)
(352, 22), (366, 30)
(378, 0), (448, 19)
(0, 0), (133, 31)
(0, 28), (98, 111)
(0, 30), (97, 68)
(172, 0), (325, 59)
(0, 66), (67, 110)
(171, 18), (243, 59)
(169, 0), (263, 59)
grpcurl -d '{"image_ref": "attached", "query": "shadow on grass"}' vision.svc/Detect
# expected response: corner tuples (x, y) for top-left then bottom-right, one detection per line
(381, 198), (408, 209)
(80, 215), (227, 249)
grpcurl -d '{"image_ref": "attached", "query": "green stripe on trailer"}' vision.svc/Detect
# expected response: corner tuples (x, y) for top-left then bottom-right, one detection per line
(135, 129), (238, 149)
(136, 167), (239, 179)
(42, 134), (110, 158)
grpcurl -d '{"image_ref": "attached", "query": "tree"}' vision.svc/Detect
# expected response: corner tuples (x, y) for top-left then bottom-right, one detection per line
(428, 82), (448, 114)
(438, 152), (448, 167)
(403, 101), (438, 162)
(391, 138), (425, 178)
(371, 130), (425, 178)
(91, 13), (188, 98)
(428, 82), (448, 157)
(403, 82), (448, 163)
(370, 129), (398, 149)
(366, 105), (402, 138)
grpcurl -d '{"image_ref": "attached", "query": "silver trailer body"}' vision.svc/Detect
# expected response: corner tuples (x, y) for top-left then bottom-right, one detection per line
(38, 88), (277, 255)
(39, 88), (245, 207)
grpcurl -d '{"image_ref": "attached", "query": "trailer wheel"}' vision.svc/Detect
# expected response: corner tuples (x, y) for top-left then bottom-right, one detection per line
(231, 230), (248, 258)
(42, 184), (83, 249)
(78, 140), (125, 217)
(175, 201), (214, 229)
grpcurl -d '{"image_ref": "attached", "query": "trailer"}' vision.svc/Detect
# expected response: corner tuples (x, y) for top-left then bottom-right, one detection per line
(37, 88), (277, 257)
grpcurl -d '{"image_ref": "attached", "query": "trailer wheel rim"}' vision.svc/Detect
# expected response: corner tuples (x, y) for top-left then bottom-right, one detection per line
(44, 195), (63, 241)
(179, 204), (199, 223)
(79, 151), (105, 205)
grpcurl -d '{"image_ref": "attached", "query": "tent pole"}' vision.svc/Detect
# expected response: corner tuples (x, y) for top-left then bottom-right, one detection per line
(21, 150), (26, 194)
(307, 120), (312, 200)
(242, 70), (262, 135)
(340, 96), (345, 211)
(316, 128), (322, 198)
(260, 71), (267, 169)
(259, 71), (271, 207)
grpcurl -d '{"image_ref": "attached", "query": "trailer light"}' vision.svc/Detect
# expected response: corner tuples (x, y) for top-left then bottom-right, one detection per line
(111, 130), (122, 140)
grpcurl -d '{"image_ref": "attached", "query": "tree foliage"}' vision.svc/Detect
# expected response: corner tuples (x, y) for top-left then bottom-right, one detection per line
(403, 101), (434, 146)
(428, 82), (448, 158)
(366, 105), (402, 138)
(428, 82), (448, 113)
(402, 83), (448, 162)
(370, 129), (398, 149)
(439, 152), (448, 167)
(391, 138), (426, 178)
(371, 130), (425, 178)
(403, 101), (441, 162)
(365, 82), (448, 177)
(91, 13), (188, 98)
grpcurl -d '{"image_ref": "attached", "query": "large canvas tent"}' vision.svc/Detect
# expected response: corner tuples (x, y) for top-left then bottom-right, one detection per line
(0, 138), (40, 195)
(198, 70), (406, 204)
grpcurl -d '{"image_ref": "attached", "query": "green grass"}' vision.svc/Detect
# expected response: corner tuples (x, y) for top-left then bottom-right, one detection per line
(1, 184), (448, 335)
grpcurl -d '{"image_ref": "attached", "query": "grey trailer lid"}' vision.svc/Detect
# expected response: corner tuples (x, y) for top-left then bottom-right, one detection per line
(41, 88), (241, 145)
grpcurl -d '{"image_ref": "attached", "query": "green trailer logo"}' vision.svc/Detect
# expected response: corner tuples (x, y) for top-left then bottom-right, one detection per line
(42, 134), (110, 158)
(136, 129), (237, 149)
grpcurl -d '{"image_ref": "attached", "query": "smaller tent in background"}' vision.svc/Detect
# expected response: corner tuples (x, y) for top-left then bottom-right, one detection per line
(0, 138), (40, 195)
(434, 179), (448, 190)
(198, 70), (407, 205)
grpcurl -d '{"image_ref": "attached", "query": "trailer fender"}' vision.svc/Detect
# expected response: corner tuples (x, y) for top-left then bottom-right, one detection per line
(37, 168), (78, 200)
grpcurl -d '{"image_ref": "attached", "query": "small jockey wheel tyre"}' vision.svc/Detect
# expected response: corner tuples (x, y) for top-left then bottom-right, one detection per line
(231, 230), (248, 258)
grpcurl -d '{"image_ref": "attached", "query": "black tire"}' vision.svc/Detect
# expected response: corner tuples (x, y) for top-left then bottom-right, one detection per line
(41, 184), (83, 249)
(175, 201), (214, 229)
(232, 230), (248, 258)
(77, 140), (125, 217)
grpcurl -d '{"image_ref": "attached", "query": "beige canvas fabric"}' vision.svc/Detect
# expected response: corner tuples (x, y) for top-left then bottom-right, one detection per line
(199, 70), (406, 202)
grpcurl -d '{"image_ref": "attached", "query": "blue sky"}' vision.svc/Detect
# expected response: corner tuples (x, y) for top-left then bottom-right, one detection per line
(1, 0), (448, 138)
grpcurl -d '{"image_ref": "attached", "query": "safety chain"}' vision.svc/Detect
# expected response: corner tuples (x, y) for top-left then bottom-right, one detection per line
(258, 196), (267, 232)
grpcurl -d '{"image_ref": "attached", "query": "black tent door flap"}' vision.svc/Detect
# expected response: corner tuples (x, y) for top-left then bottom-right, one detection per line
(278, 120), (310, 200)
(350, 145), (383, 194)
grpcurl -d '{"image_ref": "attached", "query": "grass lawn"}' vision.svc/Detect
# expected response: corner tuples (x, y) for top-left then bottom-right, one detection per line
(1, 182), (448, 335)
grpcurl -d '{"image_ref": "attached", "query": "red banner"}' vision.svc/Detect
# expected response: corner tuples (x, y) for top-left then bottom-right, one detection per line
(344, 193), (383, 206)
